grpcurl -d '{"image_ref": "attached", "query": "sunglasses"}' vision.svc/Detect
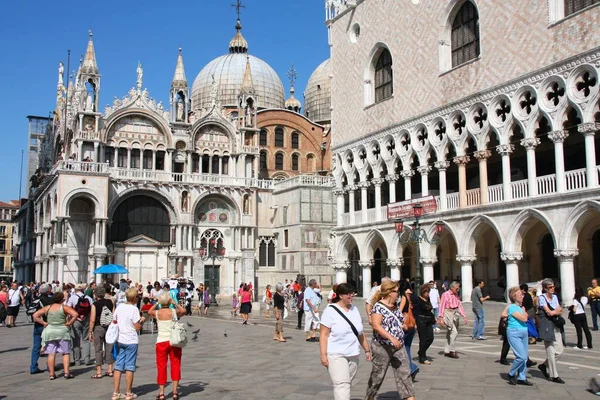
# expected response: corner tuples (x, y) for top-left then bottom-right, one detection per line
(390, 289), (400, 293)
(341, 292), (356, 297)
(547, 285), (555, 289)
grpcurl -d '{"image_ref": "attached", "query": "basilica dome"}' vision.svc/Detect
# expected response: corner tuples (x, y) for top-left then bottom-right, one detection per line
(191, 20), (285, 110)
(304, 59), (331, 124)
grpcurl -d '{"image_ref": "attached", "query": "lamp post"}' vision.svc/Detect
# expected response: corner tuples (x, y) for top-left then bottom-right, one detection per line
(199, 239), (225, 305)
(394, 203), (444, 293)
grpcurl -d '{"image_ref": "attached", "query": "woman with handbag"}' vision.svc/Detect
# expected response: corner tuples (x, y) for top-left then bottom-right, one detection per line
(570, 286), (593, 350)
(416, 284), (435, 365)
(148, 292), (186, 400)
(505, 287), (533, 386)
(320, 283), (371, 400)
(365, 280), (416, 400)
(537, 278), (565, 384)
(398, 281), (419, 380)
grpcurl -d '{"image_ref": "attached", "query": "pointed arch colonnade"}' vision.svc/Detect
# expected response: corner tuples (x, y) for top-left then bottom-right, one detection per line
(334, 199), (600, 305)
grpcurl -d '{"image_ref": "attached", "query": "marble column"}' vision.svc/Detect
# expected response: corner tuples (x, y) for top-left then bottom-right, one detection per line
(579, 123), (599, 188)
(521, 138), (541, 197)
(166, 150), (173, 173)
(555, 249), (578, 306)
(348, 185), (356, 225)
(387, 259), (402, 281)
(453, 156), (470, 208)
(48, 256), (56, 283)
(496, 144), (514, 201)
(359, 260), (373, 298)
(177, 257), (184, 277)
(334, 262), (349, 284)
(500, 252), (523, 302)
(400, 170), (414, 201)
(435, 161), (449, 210)
(359, 181), (369, 223)
(35, 262), (42, 283)
(93, 142), (99, 162)
(421, 258), (437, 283)
(417, 166), (431, 196)
(127, 148), (132, 169)
(334, 189), (345, 227)
(372, 178), (384, 220)
(57, 255), (65, 283)
(42, 259), (49, 283)
(456, 255), (476, 302)
(385, 174), (399, 204)
(187, 152), (192, 174)
(548, 130), (569, 193)
(473, 150), (491, 204)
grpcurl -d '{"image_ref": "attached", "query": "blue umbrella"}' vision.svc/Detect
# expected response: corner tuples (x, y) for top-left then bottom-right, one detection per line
(93, 264), (129, 275)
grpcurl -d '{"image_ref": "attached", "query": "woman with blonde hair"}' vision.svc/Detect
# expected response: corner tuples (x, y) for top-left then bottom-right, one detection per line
(149, 292), (186, 400)
(502, 286), (532, 386)
(366, 280), (415, 400)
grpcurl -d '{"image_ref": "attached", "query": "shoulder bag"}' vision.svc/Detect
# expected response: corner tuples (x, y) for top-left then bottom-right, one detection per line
(402, 296), (416, 331)
(105, 313), (119, 344)
(170, 308), (188, 348)
(328, 305), (359, 339)
(545, 300), (566, 329)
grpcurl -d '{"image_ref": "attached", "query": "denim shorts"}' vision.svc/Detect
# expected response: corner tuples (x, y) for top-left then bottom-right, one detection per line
(114, 343), (138, 372)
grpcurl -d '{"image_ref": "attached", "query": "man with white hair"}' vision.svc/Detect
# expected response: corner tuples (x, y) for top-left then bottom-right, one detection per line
(67, 283), (94, 366)
(438, 281), (468, 359)
(366, 277), (391, 326)
(304, 279), (321, 342)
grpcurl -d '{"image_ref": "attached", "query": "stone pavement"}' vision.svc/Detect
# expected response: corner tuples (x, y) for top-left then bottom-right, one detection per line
(1, 301), (599, 399)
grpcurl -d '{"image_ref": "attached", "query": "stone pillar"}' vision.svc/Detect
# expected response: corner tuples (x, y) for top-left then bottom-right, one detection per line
(35, 262), (42, 282)
(187, 226), (193, 251)
(421, 258), (437, 284)
(500, 252), (523, 302)
(521, 138), (541, 197)
(435, 161), (449, 210)
(48, 256), (56, 283)
(548, 130), (569, 193)
(387, 259), (402, 281)
(417, 166), (431, 196)
(474, 150), (491, 204)
(400, 170), (413, 201)
(496, 144), (514, 201)
(359, 181), (369, 222)
(57, 255), (65, 283)
(348, 185), (356, 225)
(373, 178), (384, 220)
(456, 255), (476, 302)
(555, 249), (578, 306)
(386, 174), (398, 204)
(177, 257), (183, 277)
(176, 226), (182, 251)
(334, 262), (349, 284)
(334, 189), (345, 227)
(127, 148), (132, 169)
(93, 142), (99, 162)
(152, 151), (156, 171)
(42, 259), (49, 283)
(187, 152), (192, 174)
(579, 123), (599, 188)
(114, 149), (118, 168)
(453, 156), (470, 208)
(359, 260), (372, 298)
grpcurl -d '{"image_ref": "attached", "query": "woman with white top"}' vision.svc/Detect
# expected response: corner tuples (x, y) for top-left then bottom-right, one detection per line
(149, 292), (186, 400)
(320, 283), (371, 400)
(571, 286), (593, 350)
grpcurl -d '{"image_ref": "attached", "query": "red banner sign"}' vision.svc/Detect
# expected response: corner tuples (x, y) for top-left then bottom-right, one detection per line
(387, 196), (437, 220)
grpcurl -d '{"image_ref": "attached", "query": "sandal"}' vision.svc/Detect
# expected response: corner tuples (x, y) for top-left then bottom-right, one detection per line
(172, 393), (179, 400)
(105, 371), (114, 377)
(156, 394), (165, 400)
(90, 373), (103, 379)
(49, 374), (57, 380)
(111, 393), (125, 400)
(64, 373), (74, 379)
(125, 393), (138, 400)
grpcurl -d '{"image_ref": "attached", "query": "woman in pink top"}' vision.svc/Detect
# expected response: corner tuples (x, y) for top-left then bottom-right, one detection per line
(0, 285), (8, 326)
(239, 284), (253, 325)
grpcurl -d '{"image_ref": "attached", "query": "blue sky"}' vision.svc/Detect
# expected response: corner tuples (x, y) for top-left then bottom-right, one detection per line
(0, 0), (329, 201)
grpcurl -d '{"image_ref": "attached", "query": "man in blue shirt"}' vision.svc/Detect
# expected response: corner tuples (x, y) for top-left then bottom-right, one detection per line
(303, 279), (320, 342)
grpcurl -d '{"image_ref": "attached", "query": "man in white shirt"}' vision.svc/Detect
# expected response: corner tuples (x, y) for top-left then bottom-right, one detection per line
(67, 283), (95, 365)
(365, 277), (391, 326)
(304, 279), (321, 342)
(6, 282), (24, 328)
(429, 281), (441, 332)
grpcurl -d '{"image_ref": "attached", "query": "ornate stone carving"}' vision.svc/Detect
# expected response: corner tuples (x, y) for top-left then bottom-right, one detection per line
(358, 260), (373, 269)
(371, 178), (385, 186)
(473, 150), (492, 160)
(357, 181), (371, 189)
(456, 255), (477, 265)
(347, 184), (358, 192)
(520, 138), (541, 150)
(332, 188), (346, 196)
(420, 257), (437, 266)
(453, 155), (470, 165)
(500, 252), (523, 262)
(385, 174), (399, 182)
(104, 86), (170, 122)
(386, 259), (403, 267)
(434, 160), (450, 170)
(554, 249), (579, 261)
(400, 169), (414, 178)
(417, 166), (432, 175)
(578, 122), (600, 134)
(496, 144), (514, 156)
(548, 130), (569, 143)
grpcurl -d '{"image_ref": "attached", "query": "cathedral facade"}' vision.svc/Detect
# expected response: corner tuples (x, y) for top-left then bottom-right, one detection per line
(327, 0), (600, 304)
(12, 19), (336, 297)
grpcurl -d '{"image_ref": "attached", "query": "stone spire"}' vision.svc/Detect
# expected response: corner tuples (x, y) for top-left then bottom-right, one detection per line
(171, 47), (188, 88)
(82, 30), (98, 74)
(240, 55), (255, 94)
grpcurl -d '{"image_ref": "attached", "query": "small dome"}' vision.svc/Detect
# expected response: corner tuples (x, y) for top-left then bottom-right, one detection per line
(304, 59), (331, 124)
(285, 86), (302, 112)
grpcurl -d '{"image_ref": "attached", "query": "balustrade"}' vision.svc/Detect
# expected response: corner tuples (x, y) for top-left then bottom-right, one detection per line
(565, 168), (586, 191)
(537, 174), (556, 195)
(446, 192), (460, 210)
(511, 180), (528, 200)
(466, 188), (481, 207)
(487, 184), (504, 203)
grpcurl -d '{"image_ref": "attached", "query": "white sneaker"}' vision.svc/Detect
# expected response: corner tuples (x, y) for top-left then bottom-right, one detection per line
(584, 346), (589, 350)
(573, 345), (581, 350)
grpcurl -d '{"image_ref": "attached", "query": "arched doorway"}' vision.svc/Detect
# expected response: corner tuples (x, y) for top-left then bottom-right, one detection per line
(373, 248), (383, 285)
(348, 247), (361, 296)
(541, 233), (558, 279)
(465, 218), (504, 299)
(66, 197), (96, 283)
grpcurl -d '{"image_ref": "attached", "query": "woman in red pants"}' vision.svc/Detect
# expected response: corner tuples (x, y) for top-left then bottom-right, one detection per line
(149, 292), (186, 399)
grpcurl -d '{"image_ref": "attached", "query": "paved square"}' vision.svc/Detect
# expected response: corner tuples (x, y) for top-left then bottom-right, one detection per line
(1, 302), (599, 399)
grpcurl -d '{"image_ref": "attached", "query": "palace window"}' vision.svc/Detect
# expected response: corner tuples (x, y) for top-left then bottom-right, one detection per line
(374, 49), (393, 103)
(292, 154), (299, 171)
(565, 0), (599, 15)
(117, 148), (127, 168)
(275, 127), (284, 147)
(260, 151), (268, 169)
(451, 1), (480, 68)
(260, 129), (267, 146)
(291, 132), (299, 149)
(259, 236), (276, 267)
(131, 149), (140, 169)
(275, 153), (284, 170)
(143, 150), (153, 170)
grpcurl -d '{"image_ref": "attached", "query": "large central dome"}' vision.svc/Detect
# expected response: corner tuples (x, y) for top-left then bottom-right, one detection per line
(191, 20), (285, 110)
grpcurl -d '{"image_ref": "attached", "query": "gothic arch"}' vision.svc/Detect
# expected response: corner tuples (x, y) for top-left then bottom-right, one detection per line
(363, 229), (389, 260)
(336, 233), (360, 260)
(438, 0), (480, 73)
(108, 188), (177, 223)
(363, 42), (393, 106)
(559, 200), (600, 249)
(423, 219), (460, 258)
(505, 208), (558, 252)
(62, 189), (103, 218)
(460, 214), (505, 255)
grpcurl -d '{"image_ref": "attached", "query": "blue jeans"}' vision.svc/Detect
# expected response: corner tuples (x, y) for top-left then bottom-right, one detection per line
(30, 324), (44, 372)
(591, 301), (600, 329)
(433, 307), (439, 328)
(403, 329), (418, 374)
(472, 308), (484, 338)
(507, 328), (528, 381)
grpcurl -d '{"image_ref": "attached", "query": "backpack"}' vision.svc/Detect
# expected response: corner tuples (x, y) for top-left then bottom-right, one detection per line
(26, 298), (42, 316)
(99, 303), (113, 327)
(75, 294), (92, 321)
